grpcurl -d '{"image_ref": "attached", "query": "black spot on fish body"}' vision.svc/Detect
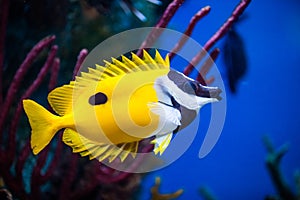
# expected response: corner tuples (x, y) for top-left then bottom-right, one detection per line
(89, 92), (108, 105)
(223, 28), (247, 93)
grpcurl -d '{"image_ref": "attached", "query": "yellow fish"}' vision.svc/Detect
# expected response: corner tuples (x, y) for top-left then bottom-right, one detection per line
(23, 50), (221, 162)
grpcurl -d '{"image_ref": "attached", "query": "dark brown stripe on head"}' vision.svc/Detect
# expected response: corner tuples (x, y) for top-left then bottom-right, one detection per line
(167, 70), (221, 99)
(167, 70), (194, 95)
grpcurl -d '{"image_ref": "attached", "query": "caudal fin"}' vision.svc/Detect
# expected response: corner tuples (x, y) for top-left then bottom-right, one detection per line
(23, 99), (61, 155)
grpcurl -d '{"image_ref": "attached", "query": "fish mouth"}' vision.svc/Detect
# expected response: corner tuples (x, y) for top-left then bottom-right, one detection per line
(195, 83), (222, 101)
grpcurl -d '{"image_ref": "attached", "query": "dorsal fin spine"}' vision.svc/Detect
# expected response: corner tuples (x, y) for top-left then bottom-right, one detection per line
(112, 57), (133, 73)
(131, 52), (150, 71)
(142, 50), (158, 69)
(95, 64), (116, 77)
(88, 67), (102, 77)
(165, 53), (170, 67)
(104, 60), (125, 75)
(154, 50), (167, 68)
(102, 65), (117, 76)
(122, 55), (140, 72)
(81, 71), (100, 81)
(72, 50), (169, 88)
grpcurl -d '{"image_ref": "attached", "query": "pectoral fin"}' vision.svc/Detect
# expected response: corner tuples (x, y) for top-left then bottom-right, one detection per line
(148, 102), (181, 127)
(151, 133), (173, 155)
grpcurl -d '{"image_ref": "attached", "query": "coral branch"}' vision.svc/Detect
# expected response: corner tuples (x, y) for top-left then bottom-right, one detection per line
(15, 142), (31, 190)
(137, 0), (185, 56)
(196, 48), (220, 85)
(95, 164), (131, 184)
(73, 49), (89, 79)
(40, 133), (63, 182)
(262, 136), (296, 200)
(70, 165), (101, 199)
(0, 45), (58, 199)
(0, 0), (9, 107)
(0, 35), (55, 137)
(169, 6), (211, 60)
(49, 58), (60, 91)
(295, 171), (300, 200)
(7, 45), (58, 166)
(59, 153), (78, 200)
(0, 165), (27, 199)
(4, 142), (31, 199)
(199, 187), (217, 200)
(150, 177), (183, 200)
(31, 149), (50, 199)
(204, 0), (251, 51)
(183, 0), (251, 76)
(183, 49), (205, 76)
(199, 48), (220, 77)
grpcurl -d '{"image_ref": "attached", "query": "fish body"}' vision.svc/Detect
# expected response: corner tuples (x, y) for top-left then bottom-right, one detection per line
(71, 67), (171, 144)
(23, 50), (221, 162)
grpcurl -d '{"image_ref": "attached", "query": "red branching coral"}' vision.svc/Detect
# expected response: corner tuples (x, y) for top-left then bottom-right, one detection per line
(168, 5), (211, 60)
(139, 0), (251, 85)
(183, 0), (251, 78)
(0, 35), (57, 198)
(0, 0), (251, 199)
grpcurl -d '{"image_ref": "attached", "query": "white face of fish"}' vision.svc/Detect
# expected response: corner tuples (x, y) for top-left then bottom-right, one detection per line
(149, 70), (221, 137)
(154, 70), (222, 111)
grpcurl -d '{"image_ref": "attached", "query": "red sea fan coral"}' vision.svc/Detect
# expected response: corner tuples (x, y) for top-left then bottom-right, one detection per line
(0, 0), (251, 199)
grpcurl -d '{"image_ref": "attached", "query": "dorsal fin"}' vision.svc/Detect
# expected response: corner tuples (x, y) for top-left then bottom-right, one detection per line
(164, 52), (170, 67)
(48, 84), (74, 116)
(111, 57), (133, 73)
(121, 55), (141, 72)
(103, 60), (126, 75)
(131, 52), (150, 71)
(72, 50), (170, 88)
(142, 50), (158, 69)
(48, 50), (170, 116)
(154, 50), (168, 68)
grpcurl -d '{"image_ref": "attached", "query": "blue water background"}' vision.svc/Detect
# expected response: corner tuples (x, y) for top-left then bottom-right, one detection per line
(141, 0), (300, 199)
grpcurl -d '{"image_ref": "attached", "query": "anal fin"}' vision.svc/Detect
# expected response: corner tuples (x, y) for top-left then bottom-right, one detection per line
(62, 128), (139, 163)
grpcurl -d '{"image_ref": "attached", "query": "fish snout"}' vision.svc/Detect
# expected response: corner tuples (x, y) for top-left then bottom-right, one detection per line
(195, 83), (222, 101)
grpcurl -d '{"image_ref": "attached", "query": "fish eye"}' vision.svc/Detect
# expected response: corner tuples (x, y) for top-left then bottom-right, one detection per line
(88, 92), (108, 105)
(189, 81), (198, 92)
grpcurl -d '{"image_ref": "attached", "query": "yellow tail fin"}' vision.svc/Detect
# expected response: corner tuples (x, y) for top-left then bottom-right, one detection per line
(23, 99), (61, 155)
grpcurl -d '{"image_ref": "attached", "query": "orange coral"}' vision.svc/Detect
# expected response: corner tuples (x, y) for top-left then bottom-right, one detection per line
(150, 177), (183, 200)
